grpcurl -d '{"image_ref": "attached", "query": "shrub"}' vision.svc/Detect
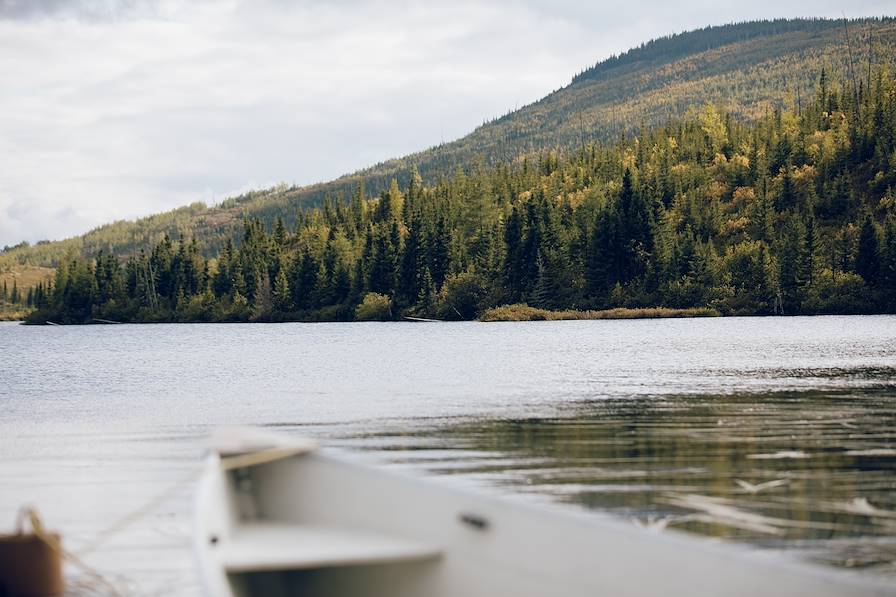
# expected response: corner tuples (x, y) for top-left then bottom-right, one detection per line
(354, 292), (393, 321)
(480, 303), (720, 321)
(802, 270), (869, 314)
(434, 272), (492, 320)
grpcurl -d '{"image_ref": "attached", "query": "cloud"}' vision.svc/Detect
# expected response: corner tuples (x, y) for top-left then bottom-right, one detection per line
(0, 0), (892, 246)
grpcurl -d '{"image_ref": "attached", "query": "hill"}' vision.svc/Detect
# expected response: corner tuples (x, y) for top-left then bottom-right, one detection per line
(2, 17), (895, 280)
(25, 56), (896, 322)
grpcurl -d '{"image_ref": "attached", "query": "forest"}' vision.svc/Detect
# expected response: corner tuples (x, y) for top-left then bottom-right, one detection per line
(24, 66), (896, 323)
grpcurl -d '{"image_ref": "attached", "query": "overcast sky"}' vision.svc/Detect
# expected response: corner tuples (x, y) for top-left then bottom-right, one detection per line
(0, 0), (892, 247)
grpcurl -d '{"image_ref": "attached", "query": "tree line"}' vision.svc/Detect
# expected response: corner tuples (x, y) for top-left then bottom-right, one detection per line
(27, 66), (896, 323)
(1, 279), (42, 309)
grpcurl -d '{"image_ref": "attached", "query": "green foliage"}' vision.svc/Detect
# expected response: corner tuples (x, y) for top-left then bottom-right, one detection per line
(855, 215), (882, 286)
(801, 270), (869, 313)
(434, 272), (493, 320)
(355, 292), (393, 321)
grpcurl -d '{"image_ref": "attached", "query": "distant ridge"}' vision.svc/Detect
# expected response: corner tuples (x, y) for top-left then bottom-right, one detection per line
(571, 18), (850, 84)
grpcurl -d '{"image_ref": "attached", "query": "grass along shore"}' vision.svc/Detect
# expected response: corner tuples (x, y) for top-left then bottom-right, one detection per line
(479, 304), (720, 322)
(0, 309), (28, 322)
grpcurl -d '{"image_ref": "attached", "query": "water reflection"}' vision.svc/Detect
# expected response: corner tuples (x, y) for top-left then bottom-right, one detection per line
(341, 390), (896, 573)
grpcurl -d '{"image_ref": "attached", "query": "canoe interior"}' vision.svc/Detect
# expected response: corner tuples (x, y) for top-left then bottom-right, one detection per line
(197, 449), (894, 597)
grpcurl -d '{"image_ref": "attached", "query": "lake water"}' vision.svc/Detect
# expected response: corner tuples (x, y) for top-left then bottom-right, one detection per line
(1, 316), (895, 595)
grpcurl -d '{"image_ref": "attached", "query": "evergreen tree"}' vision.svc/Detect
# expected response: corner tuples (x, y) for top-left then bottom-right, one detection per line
(397, 218), (422, 307)
(368, 226), (397, 296)
(778, 216), (807, 312)
(274, 266), (291, 312)
(503, 207), (524, 300)
(855, 215), (881, 286)
(273, 217), (287, 248)
(804, 214), (819, 288)
(586, 208), (622, 303)
(529, 255), (551, 309)
(617, 169), (653, 283)
(429, 215), (450, 288)
(881, 216), (896, 308)
(251, 273), (273, 321)
(291, 251), (319, 310)
(416, 267), (435, 315)
(776, 166), (797, 211)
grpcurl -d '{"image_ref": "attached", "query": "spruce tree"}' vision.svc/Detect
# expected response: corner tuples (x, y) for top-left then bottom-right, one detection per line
(273, 217), (287, 248)
(397, 220), (421, 307)
(855, 215), (881, 286)
(503, 208), (524, 300)
(416, 267), (435, 315)
(881, 216), (896, 309)
(777, 216), (807, 313)
(274, 267), (291, 312)
(251, 273), (273, 321)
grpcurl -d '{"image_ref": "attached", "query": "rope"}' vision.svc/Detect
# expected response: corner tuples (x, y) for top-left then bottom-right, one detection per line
(12, 467), (200, 596)
(16, 506), (124, 597)
(76, 467), (199, 556)
(10, 445), (307, 595)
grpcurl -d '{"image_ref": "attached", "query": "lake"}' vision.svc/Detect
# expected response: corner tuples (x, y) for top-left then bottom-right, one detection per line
(1, 316), (894, 595)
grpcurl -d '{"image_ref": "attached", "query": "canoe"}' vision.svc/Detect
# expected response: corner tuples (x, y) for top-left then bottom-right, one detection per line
(194, 427), (894, 597)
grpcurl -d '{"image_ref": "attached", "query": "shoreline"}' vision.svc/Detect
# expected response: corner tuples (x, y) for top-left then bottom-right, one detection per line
(479, 304), (721, 322)
(21, 305), (896, 325)
(19, 305), (736, 325)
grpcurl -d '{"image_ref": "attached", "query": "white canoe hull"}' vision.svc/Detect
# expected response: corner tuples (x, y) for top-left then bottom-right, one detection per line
(194, 428), (894, 597)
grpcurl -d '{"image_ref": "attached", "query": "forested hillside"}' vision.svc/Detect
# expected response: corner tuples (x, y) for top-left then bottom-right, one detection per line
(27, 64), (896, 323)
(2, 17), (894, 278)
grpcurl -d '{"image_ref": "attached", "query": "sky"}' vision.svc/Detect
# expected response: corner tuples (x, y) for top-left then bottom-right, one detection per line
(0, 0), (892, 247)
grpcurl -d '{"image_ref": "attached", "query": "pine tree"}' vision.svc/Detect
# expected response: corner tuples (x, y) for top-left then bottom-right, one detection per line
(776, 166), (797, 211)
(231, 268), (247, 302)
(881, 216), (896, 309)
(503, 207), (524, 300)
(397, 219), (421, 307)
(617, 169), (653, 283)
(251, 273), (273, 321)
(429, 215), (450, 288)
(529, 253), (558, 309)
(274, 267), (291, 312)
(331, 264), (351, 306)
(804, 214), (818, 288)
(855, 215), (881, 286)
(416, 267), (435, 316)
(291, 251), (320, 310)
(368, 226), (397, 296)
(213, 239), (234, 297)
(273, 217), (287, 248)
(778, 216), (806, 312)
(586, 208), (622, 303)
